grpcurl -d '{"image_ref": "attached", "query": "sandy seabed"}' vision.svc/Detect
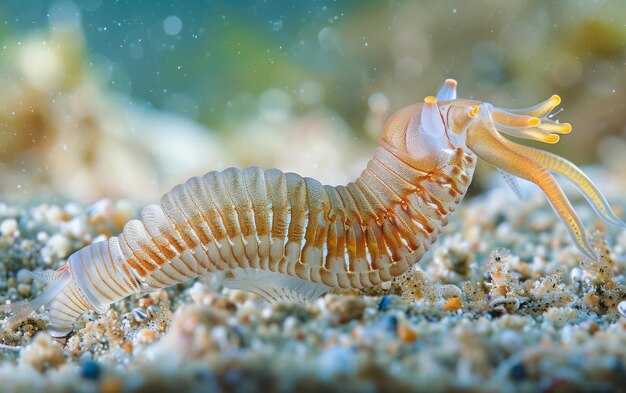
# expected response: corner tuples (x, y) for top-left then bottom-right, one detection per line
(0, 176), (625, 393)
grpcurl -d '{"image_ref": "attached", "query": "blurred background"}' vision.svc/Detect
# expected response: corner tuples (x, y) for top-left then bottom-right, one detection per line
(0, 0), (625, 204)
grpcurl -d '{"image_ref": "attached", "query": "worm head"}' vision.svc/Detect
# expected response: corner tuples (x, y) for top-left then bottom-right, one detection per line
(381, 79), (470, 171)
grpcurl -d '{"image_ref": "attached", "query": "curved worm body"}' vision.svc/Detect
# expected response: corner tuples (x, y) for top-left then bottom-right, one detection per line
(2, 79), (622, 336)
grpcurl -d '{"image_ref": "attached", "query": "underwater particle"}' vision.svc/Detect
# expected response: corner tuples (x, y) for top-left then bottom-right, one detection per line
(443, 297), (462, 312)
(163, 15), (182, 35)
(81, 361), (101, 380)
(271, 19), (283, 32)
(318, 26), (342, 50)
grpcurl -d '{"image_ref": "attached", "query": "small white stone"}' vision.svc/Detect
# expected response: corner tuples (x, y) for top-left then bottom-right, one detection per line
(570, 267), (583, 282)
(0, 218), (18, 237)
(17, 283), (31, 297)
(36, 231), (49, 242)
(16, 268), (32, 284)
(618, 300), (626, 318)
(87, 199), (113, 223)
(64, 202), (82, 217)
(381, 281), (392, 290)
(44, 205), (64, 224)
(65, 217), (86, 238)
(283, 315), (298, 334)
(260, 306), (273, 320)
(47, 234), (71, 258)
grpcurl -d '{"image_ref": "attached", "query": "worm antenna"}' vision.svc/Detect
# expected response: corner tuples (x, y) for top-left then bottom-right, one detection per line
(496, 123), (560, 144)
(499, 95), (562, 118)
(499, 138), (626, 228)
(536, 118), (572, 134)
(466, 118), (597, 260)
(436, 79), (458, 101)
(492, 109), (541, 128)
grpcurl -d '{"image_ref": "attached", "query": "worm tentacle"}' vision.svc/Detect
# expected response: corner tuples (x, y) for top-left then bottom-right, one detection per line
(466, 115), (597, 260)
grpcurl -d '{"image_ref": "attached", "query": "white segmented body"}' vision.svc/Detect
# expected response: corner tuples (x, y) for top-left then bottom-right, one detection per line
(38, 144), (474, 334)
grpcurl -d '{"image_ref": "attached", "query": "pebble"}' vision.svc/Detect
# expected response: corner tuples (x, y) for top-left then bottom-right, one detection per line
(618, 301), (626, 318)
(46, 234), (71, 258)
(443, 297), (462, 312)
(326, 295), (366, 324)
(17, 283), (31, 297)
(43, 205), (64, 224)
(36, 231), (49, 242)
(136, 329), (156, 345)
(138, 297), (154, 308)
(510, 363), (526, 380)
(99, 377), (123, 393)
(377, 314), (398, 333)
(318, 346), (356, 378)
(0, 218), (18, 237)
(16, 268), (32, 284)
(378, 295), (393, 311)
(130, 308), (148, 323)
(397, 321), (419, 343)
(19, 333), (67, 372)
(81, 361), (101, 380)
(87, 199), (113, 225)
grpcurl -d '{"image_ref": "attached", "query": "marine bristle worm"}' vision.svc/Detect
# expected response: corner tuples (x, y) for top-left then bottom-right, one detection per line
(2, 79), (623, 337)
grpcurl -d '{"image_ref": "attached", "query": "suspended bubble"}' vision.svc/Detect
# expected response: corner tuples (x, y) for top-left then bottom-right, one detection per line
(163, 15), (183, 36)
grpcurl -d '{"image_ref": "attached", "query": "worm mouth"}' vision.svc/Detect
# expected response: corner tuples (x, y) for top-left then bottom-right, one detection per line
(489, 95), (571, 144)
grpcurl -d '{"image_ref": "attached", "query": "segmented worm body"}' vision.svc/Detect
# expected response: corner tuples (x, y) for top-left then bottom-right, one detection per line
(2, 79), (623, 336)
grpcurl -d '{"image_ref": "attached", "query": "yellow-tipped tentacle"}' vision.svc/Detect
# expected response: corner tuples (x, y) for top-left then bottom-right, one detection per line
(492, 109), (540, 128)
(499, 137), (625, 227)
(536, 118), (572, 134)
(496, 124), (560, 144)
(466, 119), (597, 260)
(499, 95), (562, 117)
